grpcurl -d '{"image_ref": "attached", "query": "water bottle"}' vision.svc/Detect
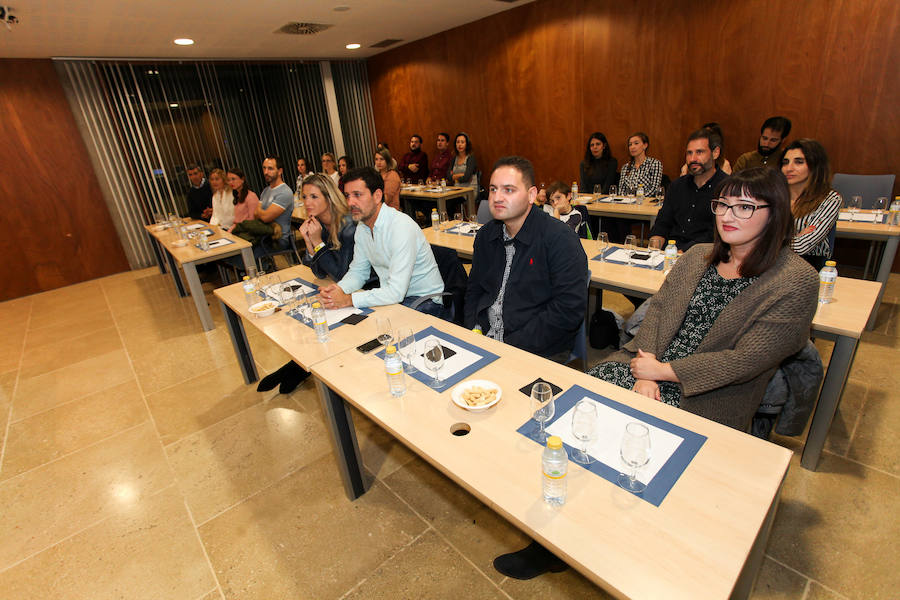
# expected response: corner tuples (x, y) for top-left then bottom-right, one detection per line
(664, 239), (678, 272)
(242, 276), (257, 308)
(818, 261), (837, 304)
(889, 196), (900, 226)
(636, 183), (645, 205)
(384, 345), (406, 397)
(571, 181), (578, 204)
(199, 232), (210, 251)
(542, 435), (567, 506)
(311, 301), (329, 342)
(431, 208), (440, 230)
(440, 178), (447, 191)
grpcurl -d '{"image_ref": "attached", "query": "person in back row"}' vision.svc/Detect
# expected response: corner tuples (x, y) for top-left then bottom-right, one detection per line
(649, 128), (728, 252)
(680, 122), (732, 175)
(186, 163), (213, 221)
(320, 167), (444, 314)
(254, 155), (294, 258)
(579, 131), (618, 194)
(466, 156), (588, 361)
(429, 132), (454, 181)
(398, 134), (429, 182)
(374, 147), (402, 210)
(546, 181), (583, 234)
(619, 132), (663, 194)
(733, 116), (792, 172)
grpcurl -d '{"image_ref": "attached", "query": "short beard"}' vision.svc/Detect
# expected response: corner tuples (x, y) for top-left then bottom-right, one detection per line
(758, 144), (777, 157)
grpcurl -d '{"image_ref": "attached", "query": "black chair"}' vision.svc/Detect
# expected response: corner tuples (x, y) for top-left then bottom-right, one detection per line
(660, 173), (671, 191)
(410, 245), (468, 325)
(256, 224), (302, 272)
(573, 205), (591, 239)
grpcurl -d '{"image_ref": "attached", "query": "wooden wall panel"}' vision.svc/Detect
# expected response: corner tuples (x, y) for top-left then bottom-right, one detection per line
(368, 0), (899, 200)
(0, 59), (130, 301)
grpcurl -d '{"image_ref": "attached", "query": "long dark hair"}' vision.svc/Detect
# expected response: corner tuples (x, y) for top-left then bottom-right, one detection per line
(583, 131), (613, 177)
(782, 139), (832, 220)
(624, 131), (650, 175)
(228, 167), (250, 205)
(454, 132), (472, 155)
(707, 167), (793, 277)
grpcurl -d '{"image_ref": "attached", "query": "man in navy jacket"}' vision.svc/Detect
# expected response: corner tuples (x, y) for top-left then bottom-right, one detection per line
(465, 156), (588, 361)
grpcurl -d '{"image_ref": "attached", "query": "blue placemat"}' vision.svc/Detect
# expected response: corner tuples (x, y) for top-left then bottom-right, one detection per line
(444, 224), (480, 237)
(375, 325), (499, 392)
(516, 384), (706, 507)
(288, 305), (373, 330)
(591, 247), (664, 270)
(194, 237), (234, 250)
(257, 277), (318, 306)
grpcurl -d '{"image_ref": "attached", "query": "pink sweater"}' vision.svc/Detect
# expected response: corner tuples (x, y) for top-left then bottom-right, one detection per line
(230, 190), (260, 230)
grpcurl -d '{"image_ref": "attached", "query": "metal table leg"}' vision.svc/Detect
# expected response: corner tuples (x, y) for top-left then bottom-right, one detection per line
(801, 335), (858, 470)
(239, 246), (256, 273)
(165, 250), (187, 297)
(147, 231), (166, 274)
(183, 262), (215, 331)
(219, 299), (258, 384)
(867, 235), (899, 330)
(315, 378), (368, 500)
(731, 474), (784, 599)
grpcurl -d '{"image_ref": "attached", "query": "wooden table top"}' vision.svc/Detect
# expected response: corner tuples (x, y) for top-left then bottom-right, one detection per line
(310, 305), (791, 599)
(400, 185), (472, 198)
(145, 220), (251, 266)
(576, 194), (662, 219)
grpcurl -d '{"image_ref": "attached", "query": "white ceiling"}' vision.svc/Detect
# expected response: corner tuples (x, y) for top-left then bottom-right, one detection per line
(0, 0), (532, 59)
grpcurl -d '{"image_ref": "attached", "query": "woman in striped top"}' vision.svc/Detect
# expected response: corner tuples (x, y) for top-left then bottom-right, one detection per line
(782, 139), (842, 271)
(619, 132), (663, 194)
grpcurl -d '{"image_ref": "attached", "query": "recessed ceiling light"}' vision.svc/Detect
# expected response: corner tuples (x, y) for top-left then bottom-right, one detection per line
(169, 103), (179, 108)
(174, 38), (194, 46)
(345, 43), (361, 49)
(333, 5), (350, 11)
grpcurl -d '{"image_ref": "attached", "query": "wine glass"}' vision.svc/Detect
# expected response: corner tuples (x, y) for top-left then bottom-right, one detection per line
(847, 195), (862, 222)
(423, 340), (445, 388)
(874, 196), (888, 222)
(648, 237), (663, 258)
(530, 382), (555, 443)
(375, 317), (393, 347)
(296, 292), (312, 323)
(656, 186), (665, 205)
(597, 232), (610, 261)
(571, 399), (597, 464)
(396, 327), (417, 373)
(618, 422), (651, 493)
(593, 184), (602, 200)
(609, 185), (617, 199)
(624, 234), (637, 266)
(439, 211), (449, 231)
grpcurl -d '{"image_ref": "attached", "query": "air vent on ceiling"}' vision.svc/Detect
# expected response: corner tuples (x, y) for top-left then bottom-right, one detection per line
(275, 22), (333, 35)
(370, 39), (403, 48)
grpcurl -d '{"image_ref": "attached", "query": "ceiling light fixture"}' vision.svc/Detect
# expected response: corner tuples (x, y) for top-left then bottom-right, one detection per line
(345, 43), (361, 49)
(174, 38), (194, 46)
(169, 103), (179, 108)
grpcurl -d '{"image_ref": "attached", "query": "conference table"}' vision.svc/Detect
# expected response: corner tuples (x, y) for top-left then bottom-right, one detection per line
(144, 220), (254, 331)
(424, 223), (881, 471)
(400, 184), (476, 218)
(213, 264), (790, 599)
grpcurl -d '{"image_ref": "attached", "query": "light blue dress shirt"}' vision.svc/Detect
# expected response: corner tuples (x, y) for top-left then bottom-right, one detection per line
(338, 205), (444, 308)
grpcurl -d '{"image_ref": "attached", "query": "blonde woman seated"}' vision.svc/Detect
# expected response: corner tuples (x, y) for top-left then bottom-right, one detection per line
(208, 168), (235, 230)
(589, 167), (818, 431)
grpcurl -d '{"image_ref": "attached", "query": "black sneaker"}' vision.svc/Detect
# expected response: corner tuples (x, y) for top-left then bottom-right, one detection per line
(492, 541), (568, 580)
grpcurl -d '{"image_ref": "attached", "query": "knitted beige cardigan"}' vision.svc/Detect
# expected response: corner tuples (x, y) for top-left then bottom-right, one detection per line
(605, 243), (819, 431)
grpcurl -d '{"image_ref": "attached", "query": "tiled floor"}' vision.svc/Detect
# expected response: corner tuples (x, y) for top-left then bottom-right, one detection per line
(0, 267), (897, 599)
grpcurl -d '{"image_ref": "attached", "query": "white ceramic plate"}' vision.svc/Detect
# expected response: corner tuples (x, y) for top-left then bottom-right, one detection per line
(249, 300), (277, 317)
(451, 380), (502, 412)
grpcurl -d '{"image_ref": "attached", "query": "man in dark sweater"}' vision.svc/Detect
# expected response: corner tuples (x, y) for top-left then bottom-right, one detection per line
(398, 135), (429, 181)
(649, 129), (728, 252)
(186, 164), (212, 221)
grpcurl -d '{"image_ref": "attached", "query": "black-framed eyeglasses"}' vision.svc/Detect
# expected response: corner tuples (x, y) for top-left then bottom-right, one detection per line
(710, 199), (770, 220)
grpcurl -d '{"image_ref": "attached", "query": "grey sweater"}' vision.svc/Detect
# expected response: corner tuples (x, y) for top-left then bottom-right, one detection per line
(604, 244), (819, 431)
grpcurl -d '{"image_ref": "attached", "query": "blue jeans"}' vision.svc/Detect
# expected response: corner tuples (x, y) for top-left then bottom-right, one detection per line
(402, 295), (444, 317)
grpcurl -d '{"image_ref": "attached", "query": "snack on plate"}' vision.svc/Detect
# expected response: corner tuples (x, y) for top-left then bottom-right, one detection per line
(463, 385), (497, 406)
(250, 301), (276, 313)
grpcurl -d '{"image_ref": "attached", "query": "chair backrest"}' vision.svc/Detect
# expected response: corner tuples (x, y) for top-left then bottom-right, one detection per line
(826, 224), (837, 259)
(573, 205), (591, 239)
(429, 244), (468, 325)
(568, 269), (591, 371)
(476, 199), (492, 224)
(831, 173), (895, 209)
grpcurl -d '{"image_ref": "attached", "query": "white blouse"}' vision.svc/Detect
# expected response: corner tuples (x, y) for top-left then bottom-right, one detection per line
(209, 189), (235, 230)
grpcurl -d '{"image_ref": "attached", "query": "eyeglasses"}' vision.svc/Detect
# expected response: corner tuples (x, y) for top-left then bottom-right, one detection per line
(710, 199), (770, 219)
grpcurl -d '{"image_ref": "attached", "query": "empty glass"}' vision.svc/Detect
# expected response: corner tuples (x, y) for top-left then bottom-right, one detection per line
(530, 382), (555, 443)
(597, 232), (610, 261)
(656, 186), (665, 205)
(593, 184), (602, 200)
(874, 196), (888, 222)
(618, 422), (651, 493)
(423, 340), (446, 388)
(439, 211), (449, 231)
(648, 237), (663, 257)
(296, 293), (312, 323)
(396, 328), (417, 373)
(624, 234), (637, 266)
(571, 399), (597, 464)
(609, 185), (617, 198)
(847, 195), (862, 221)
(453, 212), (463, 226)
(375, 316), (393, 347)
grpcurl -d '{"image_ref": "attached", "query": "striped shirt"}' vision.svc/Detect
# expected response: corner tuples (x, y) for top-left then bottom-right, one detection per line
(792, 190), (842, 257)
(619, 156), (663, 194)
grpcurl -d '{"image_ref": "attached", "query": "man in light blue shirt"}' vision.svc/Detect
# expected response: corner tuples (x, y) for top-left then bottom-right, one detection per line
(320, 167), (444, 314)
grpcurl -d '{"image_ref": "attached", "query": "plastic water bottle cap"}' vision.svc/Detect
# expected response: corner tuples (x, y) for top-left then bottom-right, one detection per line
(547, 436), (563, 450)
(825, 260), (836, 267)
(312, 301), (322, 308)
(668, 240), (676, 245)
(243, 276), (249, 281)
(386, 345), (396, 354)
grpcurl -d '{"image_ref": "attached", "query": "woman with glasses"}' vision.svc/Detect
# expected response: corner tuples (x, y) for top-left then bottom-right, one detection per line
(781, 139), (842, 271)
(321, 152), (340, 186)
(588, 167), (818, 431)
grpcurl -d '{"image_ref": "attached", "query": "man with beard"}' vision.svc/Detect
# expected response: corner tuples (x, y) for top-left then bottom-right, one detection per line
(428, 132), (454, 181)
(648, 129), (728, 252)
(397, 134), (430, 182)
(733, 116), (792, 172)
(254, 155), (294, 257)
(319, 167), (443, 313)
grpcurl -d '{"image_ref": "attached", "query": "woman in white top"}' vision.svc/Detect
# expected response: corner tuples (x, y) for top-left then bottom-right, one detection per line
(321, 152), (340, 186)
(208, 168), (235, 230)
(782, 139), (842, 271)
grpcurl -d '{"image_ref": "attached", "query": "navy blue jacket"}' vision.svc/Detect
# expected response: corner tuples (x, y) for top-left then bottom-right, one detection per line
(465, 206), (588, 358)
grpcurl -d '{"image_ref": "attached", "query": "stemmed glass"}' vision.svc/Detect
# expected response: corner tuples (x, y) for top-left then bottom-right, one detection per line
(609, 185), (617, 199)
(624, 234), (637, 266)
(648, 237), (663, 260)
(439, 211), (449, 231)
(375, 317), (393, 347)
(874, 197), (888, 222)
(295, 292), (312, 323)
(847, 195), (862, 222)
(530, 382), (555, 443)
(656, 185), (665, 205)
(618, 422), (651, 493)
(453, 212), (463, 226)
(571, 399), (597, 464)
(423, 340), (446, 389)
(396, 328), (417, 373)
(593, 184), (602, 201)
(597, 232), (610, 261)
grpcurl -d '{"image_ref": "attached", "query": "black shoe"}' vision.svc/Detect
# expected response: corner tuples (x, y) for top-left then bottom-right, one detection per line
(278, 363), (311, 394)
(256, 361), (296, 392)
(493, 541), (568, 580)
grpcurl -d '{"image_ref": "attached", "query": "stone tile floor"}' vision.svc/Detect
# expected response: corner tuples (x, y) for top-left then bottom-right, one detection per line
(0, 267), (896, 599)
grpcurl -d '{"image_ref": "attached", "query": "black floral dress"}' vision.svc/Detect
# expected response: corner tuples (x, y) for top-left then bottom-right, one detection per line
(589, 266), (756, 406)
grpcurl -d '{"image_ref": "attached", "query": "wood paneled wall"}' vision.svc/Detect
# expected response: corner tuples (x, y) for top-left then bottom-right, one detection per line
(368, 0), (900, 260)
(0, 59), (129, 301)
